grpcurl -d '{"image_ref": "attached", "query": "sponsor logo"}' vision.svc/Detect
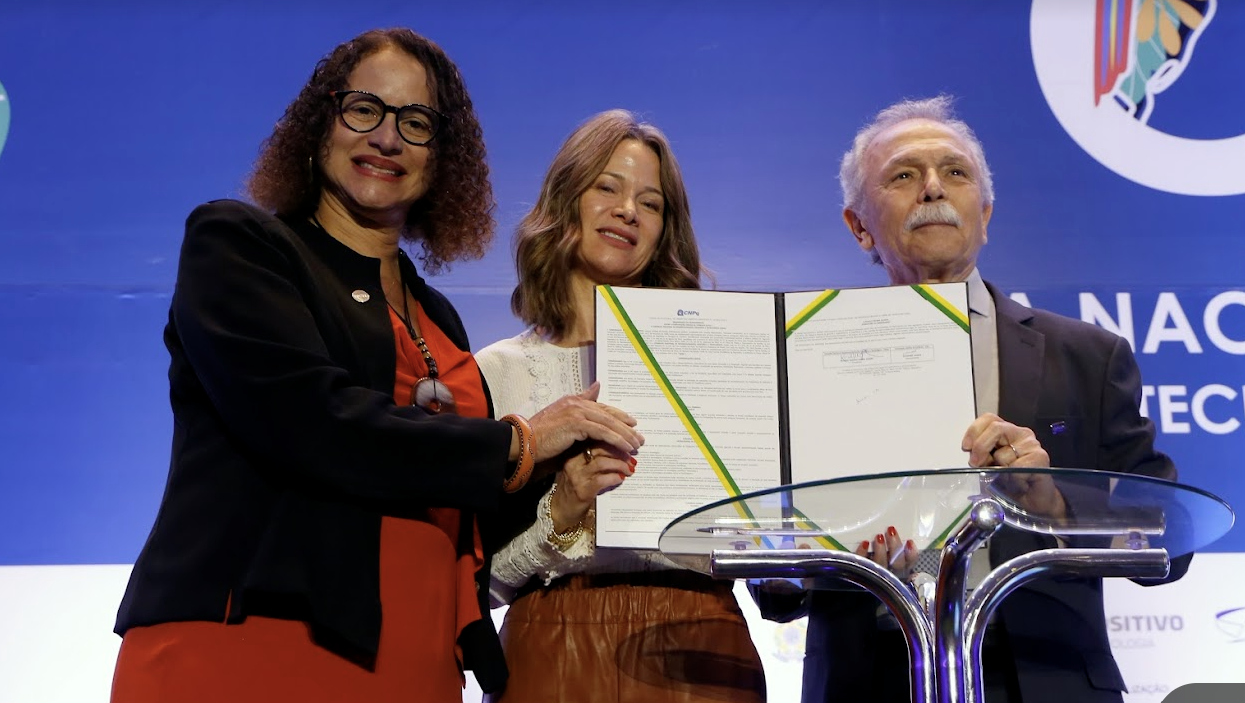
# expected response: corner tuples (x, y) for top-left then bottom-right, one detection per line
(1110, 613), (1184, 650)
(676, 309), (699, 317)
(1030, 0), (1245, 195)
(1111, 636), (1155, 650)
(1109, 614), (1185, 632)
(771, 620), (806, 663)
(1214, 606), (1245, 642)
(1130, 682), (1171, 697)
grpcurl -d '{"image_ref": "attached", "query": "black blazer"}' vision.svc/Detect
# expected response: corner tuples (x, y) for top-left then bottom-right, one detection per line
(756, 281), (1185, 703)
(114, 200), (516, 689)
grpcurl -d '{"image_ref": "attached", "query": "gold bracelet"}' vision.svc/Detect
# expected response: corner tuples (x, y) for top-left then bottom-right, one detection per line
(500, 414), (535, 493)
(546, 482), (586, 550)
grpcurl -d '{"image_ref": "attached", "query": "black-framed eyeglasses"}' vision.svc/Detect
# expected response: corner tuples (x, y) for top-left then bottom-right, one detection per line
(332, 90), (445, 146)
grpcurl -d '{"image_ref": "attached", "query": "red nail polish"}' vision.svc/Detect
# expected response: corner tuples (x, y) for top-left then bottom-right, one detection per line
(876, 534), (885, 544)
(886, 525), (898, 537)
(859, 541), (871, 551)
(628, 456), (637, 467)
(906, 540), (916, 550)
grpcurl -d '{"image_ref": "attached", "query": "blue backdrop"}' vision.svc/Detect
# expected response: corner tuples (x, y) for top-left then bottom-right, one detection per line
(1, 0), (1241, 570)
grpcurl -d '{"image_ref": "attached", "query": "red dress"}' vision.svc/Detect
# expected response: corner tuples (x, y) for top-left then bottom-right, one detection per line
(112, 304), (488, 703)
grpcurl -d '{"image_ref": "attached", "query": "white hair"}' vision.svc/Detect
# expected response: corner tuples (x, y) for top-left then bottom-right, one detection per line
(839, 95), (995, 212)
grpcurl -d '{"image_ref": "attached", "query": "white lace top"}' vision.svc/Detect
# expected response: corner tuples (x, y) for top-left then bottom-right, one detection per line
(475, 328), (681, 607)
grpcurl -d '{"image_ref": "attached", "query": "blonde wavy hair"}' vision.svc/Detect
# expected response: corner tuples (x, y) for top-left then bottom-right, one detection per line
(511, 110), (704, 339)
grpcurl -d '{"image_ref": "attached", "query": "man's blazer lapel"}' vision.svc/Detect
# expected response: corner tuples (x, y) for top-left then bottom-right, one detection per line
(988, 281), (1044, 431)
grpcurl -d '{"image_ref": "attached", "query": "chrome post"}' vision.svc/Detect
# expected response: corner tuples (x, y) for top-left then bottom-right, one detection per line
(713, 549), (936, 703)
(935, 499), (1004, 703)
(961, 548), (1169, 703)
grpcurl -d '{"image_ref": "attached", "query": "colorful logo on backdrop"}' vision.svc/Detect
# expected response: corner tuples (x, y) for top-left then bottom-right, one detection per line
(1031, 0), (1245, 196)
(1094, 0), (1214, 123)
(0, 80), (10, 160)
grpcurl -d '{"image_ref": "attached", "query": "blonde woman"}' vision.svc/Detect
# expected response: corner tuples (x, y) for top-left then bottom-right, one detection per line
(477, 110), (765, 703)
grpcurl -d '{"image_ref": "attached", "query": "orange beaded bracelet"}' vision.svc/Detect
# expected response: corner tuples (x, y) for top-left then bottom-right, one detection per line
(500, 414), (536, 493)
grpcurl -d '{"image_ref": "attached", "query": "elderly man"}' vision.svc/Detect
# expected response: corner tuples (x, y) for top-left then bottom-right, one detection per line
(756, 96), (1185, 703)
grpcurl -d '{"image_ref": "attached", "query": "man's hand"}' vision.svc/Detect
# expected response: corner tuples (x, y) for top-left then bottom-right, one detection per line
(962, 413), (1066, 519)
(962, 412), (1050, 469)
(990, 471), (1069, 520)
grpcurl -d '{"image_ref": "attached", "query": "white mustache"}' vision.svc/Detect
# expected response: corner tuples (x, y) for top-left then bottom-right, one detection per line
(905, 202), (962, 230)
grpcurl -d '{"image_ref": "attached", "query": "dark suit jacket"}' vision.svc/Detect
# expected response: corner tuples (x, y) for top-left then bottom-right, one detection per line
(114, 200), (516, 690)
(756, 281), (1185, 703)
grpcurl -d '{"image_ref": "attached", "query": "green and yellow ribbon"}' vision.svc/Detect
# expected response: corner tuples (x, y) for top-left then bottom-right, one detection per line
(788, 508), (850, 551)
(911, 284), (970, 332)
(598, 286), (748, 522)
(785, 289), (839, 337)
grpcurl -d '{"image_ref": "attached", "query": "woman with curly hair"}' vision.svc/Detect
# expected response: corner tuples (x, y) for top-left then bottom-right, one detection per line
(109, 29), (642, 703)
(475, 110), (766, 703)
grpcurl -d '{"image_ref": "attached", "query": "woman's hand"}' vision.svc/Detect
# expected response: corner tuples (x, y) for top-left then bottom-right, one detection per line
(526, 381), (644, 462)
(549, 443), (636, 531)
(855, 526), (918, 575)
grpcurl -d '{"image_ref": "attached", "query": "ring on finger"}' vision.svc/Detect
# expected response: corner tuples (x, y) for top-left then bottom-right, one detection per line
(584, 448), (595, 464)
(1008, 443), (1020, 462)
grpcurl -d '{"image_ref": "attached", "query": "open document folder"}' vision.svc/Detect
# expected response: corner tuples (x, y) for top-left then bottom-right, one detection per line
(593, 283), (978, 550)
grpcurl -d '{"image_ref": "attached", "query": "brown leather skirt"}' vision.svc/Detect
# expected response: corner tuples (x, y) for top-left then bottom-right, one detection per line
(488, 571), (766, 703)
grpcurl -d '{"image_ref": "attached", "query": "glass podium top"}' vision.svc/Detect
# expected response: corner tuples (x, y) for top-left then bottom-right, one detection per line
(659, 468), (1234, 574)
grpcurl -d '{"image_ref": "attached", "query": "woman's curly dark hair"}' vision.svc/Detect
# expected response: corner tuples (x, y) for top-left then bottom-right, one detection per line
(246, 28), (494, 272)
